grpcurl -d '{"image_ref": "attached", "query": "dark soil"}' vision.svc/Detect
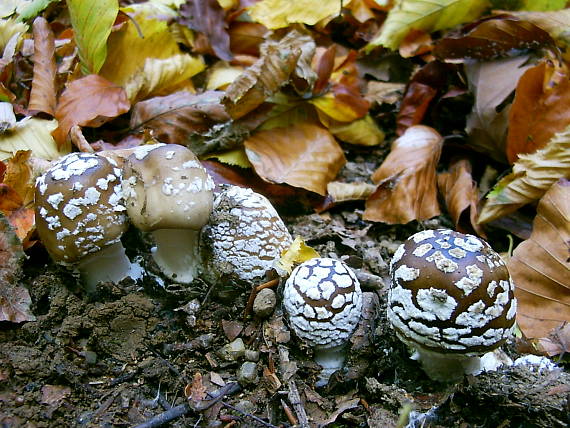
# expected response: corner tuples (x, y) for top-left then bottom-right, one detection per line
(1, 156), (569, 428)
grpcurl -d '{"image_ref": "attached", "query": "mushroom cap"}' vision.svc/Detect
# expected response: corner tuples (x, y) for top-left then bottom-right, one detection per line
(388, 229), (517, 356)
(201, 185), (292, 284)
(283, 257), (363, 350)
(35, 152), (127, 264)
(121, 144), (215, 231)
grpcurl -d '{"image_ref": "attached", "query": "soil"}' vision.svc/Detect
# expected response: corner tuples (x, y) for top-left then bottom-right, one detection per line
(1, 153), (569, 428)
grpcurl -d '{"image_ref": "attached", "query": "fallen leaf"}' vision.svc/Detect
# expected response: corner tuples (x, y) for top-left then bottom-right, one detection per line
(365, 81), (405, 106)
(244, 122), (346, 196)
(364, 125), (442, 224)
(326, 181), (377, 203)
(205, 148), (252, 168)
(508, 178), (570, 340)
(52, 74), (130, 146)
(319, 114), (385, 146)
(178, 0), (232, 61)
(506, 60), (570, 163)
(478, 124), (570, 224)
(248, 0), (342, 29)
(537, 323), (570, 357)
(0, 118), (69, 161)
(67, 0), (118, 74)
(28, 17), (56, 115)
(228, 22), (267, 57)
(365, 0), (488, 51)
(40, 385), (71, 406)
(221, 320), (243, 341)
(274, 235), (320, 275)
(206, 62), (244, 91)
(186, 372), (207, 404)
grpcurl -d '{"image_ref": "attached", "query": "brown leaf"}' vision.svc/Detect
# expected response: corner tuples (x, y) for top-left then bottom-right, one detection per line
(28, 17), (56, 116)
(434, 16), (556, 61)
(179, 0), (232, 61)
(185, 372), (207, 404)
(508, 178), (570, 341)
(130, 91), (231, 155)
(506, 60), (570, 163)
(364, 125), (442, 224)
(0, 184), (22, 212)
(52, 75), (130, 147)
(244, 122), (346, 196)
(3, 150), (35, 207)
(0, 284), (35, 323)
(221, 320), (243, 342)
(228, 22), (267, 57)
(438, 158), (484, 236)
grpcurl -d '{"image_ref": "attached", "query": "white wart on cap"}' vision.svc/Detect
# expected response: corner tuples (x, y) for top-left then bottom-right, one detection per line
(35, 152), (141, 291)
(388, 229), (517, 381)
(121, 144), (215, 284)
(283, 257), (363, 385)
(201, 185), (292, 288)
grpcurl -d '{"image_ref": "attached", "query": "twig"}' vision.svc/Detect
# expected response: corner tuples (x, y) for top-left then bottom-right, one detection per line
(243, 278), (279, 318)
(220, 400), (280, 428)
(281, 398), (298, 426)
(288, 380), (309, 428)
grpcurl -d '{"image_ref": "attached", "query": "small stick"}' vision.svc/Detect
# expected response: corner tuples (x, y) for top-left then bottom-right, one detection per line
(220, 400), (279, 428)
(243, 278), (279, 318)
(288, 380), (309, 428)
(281, 398), (298, 426)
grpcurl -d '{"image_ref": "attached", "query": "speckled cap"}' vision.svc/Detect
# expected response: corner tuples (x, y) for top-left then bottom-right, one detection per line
(35, 152), (127, 265)
(283, 257), (363, 350)
(388, 229), (517, 356)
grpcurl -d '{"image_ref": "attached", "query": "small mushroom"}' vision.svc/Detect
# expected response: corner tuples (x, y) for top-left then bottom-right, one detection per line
(121, 144), (215, 284)
(35, 152), (142, 291)
(200, 185), (292, 291)
(388, 229), (517, 382)
(283, 257), (363, 386)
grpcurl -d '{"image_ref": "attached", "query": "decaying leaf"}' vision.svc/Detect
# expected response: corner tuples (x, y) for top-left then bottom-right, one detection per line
(28, 16), (56, 115)
(244, 122), (346, 196)
(66, 0), (118, 74)
(274, 236), (320, 276)
(365, 0), (488, 51)
(248, 0), (342, 29)
(478, 124), (570, 224)
(326, 181), (377, 203)
(506, 60), (570, 163)
(53, 74), (130, 146)
(0, 118), (69, 161)
(364, 125), (442, 224)
(508, 178), (570, 341)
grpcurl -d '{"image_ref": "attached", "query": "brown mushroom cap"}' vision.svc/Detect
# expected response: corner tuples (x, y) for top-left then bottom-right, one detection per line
(35, 152), (127, 264)
(388, 229), (516, 356)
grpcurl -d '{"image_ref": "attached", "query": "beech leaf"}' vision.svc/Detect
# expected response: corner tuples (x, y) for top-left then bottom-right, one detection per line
(365, 0), (489, 51)
(244, 122), (346, 196)
(364, 125), (443, 224)
(0, 118), (69, 161)
(248, 0), (342, 29)
(53, 74), (130, 146)
(66, 0), (118, 74)
(275, 236), (320, 275)
(28, 17), (56, 115)
(507, 178), (570, 341)
(478, 124), (570, 224)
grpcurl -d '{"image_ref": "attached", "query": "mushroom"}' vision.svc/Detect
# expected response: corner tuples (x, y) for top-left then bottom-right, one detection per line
(121, 144), (215, 284)
(283, 257), (363, 386)
(200, 185), (293, 292)
(388, 229), (517, 382)
(35, 152), (142, 291)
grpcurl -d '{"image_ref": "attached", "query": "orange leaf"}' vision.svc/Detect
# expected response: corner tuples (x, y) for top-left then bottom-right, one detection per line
(28, 17), (57, 116)
(506, 61), (570, 163)
(507, 178), (570, 342)
(52, 74), (130, 146)
(244, 122), (346, 196)
(364, 125), (442, 224)
(3, 150), (35, 207)
(7, 207), (35, 244)
(0, 184), (22, 212)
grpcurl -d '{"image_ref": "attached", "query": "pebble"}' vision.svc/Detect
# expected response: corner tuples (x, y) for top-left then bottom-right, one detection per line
(237, 362), (258, 385)
(245, 350), (260, 362)
(217, 338), (245, 361)
(253, 288), (277, 318)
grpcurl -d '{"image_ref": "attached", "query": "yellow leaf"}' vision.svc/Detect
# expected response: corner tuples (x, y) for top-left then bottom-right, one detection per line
(100, 11), (181, 87)
(124, 54), (205, 102)
(206, 63), (244, 91)
(274, 235), (320, 275)
(366, 0), (489, 51)
(0, 118), (70, 161)
(478, 124), (570, 224)
(205, 148), (252, 168)
(309, 92), (364, 122)
(320, 113), (385, 146)
(0, 18), (27, 52)
(248, 0), (344, 29)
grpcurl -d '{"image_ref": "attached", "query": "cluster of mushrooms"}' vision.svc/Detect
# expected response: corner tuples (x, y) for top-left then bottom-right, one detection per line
(34, 144), (517, 385)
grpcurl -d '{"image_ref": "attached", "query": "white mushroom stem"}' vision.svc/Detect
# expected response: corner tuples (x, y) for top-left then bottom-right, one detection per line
(150, 228), (200, 284)
(412, 347), (483, 382)
(78, 241), (143, 292)
(314, 345), (347, 387)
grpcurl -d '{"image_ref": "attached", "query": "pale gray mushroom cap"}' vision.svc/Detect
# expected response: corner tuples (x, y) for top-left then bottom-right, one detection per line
(201, 185), (293, 284)
(283, 257), (363, 349)
(388, 229), (517, 357)
(121, 144), (215, 231)
(34, 152), (127, 265)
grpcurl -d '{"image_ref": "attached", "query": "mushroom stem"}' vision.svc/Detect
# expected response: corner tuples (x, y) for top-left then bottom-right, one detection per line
(412, 346), (482, 382)
(314, 345), (346, 387)
(150, 228), (200, 284)
(78, 241), (143, 292)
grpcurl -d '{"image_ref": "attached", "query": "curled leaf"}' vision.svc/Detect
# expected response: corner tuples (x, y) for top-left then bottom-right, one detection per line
(274, 236), (320, 275)
(508, 178), (570, 341)
(364, 125), (442, 224)
(327, 181), (377, 203)
(28, 16), (56, 115)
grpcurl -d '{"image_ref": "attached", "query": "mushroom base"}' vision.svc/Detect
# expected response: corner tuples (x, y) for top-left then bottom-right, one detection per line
(151, 228), (200, 284)
(78, 241), (143, 292)
(314, 345), (346, 387)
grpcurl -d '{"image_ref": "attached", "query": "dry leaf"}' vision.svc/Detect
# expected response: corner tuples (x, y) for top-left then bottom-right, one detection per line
(364, 125), (442, 224)
(28, 17), (56, 115)
(244, 122), (346, 196)
(508, 178), (570, 341)
(326, 181), (377, 202)
(319, 114), (385, 146)
(478, 124), (570, 224)
(274, 235), (320, 275)
(53, 74), (130, 146)
(248, 0), (342, 29)
(0, 118), (69, 161)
